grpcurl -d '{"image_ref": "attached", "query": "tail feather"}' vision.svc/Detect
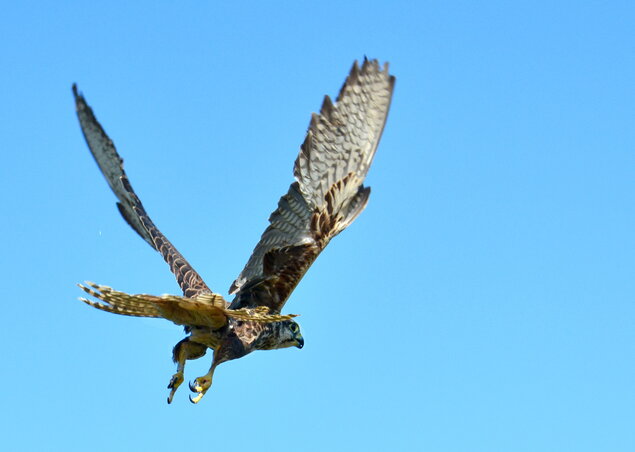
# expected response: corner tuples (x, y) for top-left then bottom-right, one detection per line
(77, 282), (298, 327)
(78, 282), (161, 317)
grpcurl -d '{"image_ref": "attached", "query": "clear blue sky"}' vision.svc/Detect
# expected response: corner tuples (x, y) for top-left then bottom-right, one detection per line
(1, 1), (633, 451)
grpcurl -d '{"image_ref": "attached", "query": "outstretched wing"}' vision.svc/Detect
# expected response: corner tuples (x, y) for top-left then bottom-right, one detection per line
(73, 85), (212, 298)
(229, 59), (395, 313)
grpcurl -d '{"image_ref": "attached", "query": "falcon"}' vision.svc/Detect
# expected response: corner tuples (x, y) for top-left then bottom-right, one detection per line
(74, 59), (395, 404)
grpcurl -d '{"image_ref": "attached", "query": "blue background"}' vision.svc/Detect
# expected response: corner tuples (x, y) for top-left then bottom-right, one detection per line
(1, 1), (633, 451)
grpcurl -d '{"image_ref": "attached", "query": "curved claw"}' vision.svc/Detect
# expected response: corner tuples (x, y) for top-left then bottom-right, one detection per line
(189, 393), (205, 404)
(188, 375), (212, 404)
(166, 372), (184, 404)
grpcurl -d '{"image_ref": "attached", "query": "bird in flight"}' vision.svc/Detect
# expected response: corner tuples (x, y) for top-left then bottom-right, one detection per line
(74, 59), (395, 404)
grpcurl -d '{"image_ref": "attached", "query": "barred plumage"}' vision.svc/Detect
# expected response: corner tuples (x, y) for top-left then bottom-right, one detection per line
(74, 58), (394, 403)
(78, 282), (297, 327)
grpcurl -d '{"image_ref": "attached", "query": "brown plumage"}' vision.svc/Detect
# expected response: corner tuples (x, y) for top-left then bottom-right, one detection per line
(74, 58), (395, 403)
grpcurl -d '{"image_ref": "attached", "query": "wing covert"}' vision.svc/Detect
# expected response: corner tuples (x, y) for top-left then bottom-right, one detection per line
(73, 85), (212, 298)
(230, 59), (394, 313)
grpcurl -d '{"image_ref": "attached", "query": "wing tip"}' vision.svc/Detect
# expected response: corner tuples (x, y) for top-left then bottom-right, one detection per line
(320, 94), (334, 120)
(72, 83), (90, 114)
(72, 83), (85, 104)
(336, 57), (394, 102)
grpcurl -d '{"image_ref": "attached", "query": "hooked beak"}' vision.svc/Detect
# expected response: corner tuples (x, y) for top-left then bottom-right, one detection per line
(295, 335), (304, 349)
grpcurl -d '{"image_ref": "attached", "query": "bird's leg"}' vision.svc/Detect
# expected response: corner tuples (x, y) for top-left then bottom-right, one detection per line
(189, 353), (224, 404)
(188, 338), (244, 404)
(167, 338), (207, 404)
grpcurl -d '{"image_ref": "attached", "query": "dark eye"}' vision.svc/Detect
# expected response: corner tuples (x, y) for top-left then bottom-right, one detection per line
(290, 323), (298, 333)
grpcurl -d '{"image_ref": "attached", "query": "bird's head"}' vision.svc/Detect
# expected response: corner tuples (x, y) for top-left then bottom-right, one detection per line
(286, 319), (304, 349)
(259, 319), (304, 350)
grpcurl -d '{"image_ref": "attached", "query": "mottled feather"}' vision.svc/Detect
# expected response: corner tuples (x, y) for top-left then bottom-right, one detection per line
(230, 59), (395, 313)
(73, 85), (212, 299)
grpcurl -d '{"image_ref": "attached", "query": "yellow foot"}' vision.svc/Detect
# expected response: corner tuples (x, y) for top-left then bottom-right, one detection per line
(167, 372), (184, 404)
(188, 376), (212, 404)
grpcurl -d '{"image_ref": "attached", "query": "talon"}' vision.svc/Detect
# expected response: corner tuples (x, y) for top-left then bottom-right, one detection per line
(188, 375), (212, 403)
(167, 372), (184, 404)
(190, 393), (204, 404)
